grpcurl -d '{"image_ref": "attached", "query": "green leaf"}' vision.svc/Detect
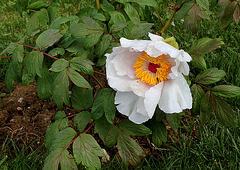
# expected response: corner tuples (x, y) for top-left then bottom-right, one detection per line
(26, 13), (39, 36)
(127, 22), (153, 39)
(71, 86), (93, 110)
(191, 84), (205, 116)
(50, 127), (76, 152)
(67, 67), (91, 88)
(5, 62), (20, 92)
(91, 88), (116, 124)
(212, 85), (240, 98)
(82, 16), (103, 30)
(70, 57), (94, 75)
(84, 31), (103, 48)
(22, 51), (44, 85)
(175, 2), (193, 21)
(118, 120), (152, 136)
(73, 134), (104, 169)
(188, 38), (224, 56)
(48, 5), (61, 23)
(60, 150), (78, 170)
(104, 126), (120, 148)
(27, 0), (49, 10)
(69, 23), (101, 38)
(110, 21), (128, 33)
(221, 1), (237, 28)
(0, 42), (19, 56)
(195, 68), (226, 85)
(166, 113), (181, 132)
(95, 34), (112, 57)
(93, 13), (106, 21)
(36, 29), (63, 50)
(58, 118), (69, 131)
(74, 111), (91, 132)
(233, 4), (239, 23)
(45, 120), (61, 151)
(213, 95), (236, 127)
(200, 91), (213, 124)
(163, 37), (179, 49)
(117, 131), (145, 167)
(49, 48), (65, 56)
(49, 59), (69, 72)
(101, 0), (115, 12)
(37, 64), (53, 99)
(37, 9), (49, 27)
(151, 121), (167, 147)
(16, 0), (28, 17)
(50, 16), (79, 29)
(109, 11), (126, 24)
(53, 69), (70, 109)
(55, 111), (66, 121)
(43, 148), (62, 170)
(94, 116), (112, 142)
(124, 3), (140, 23)
(196, 0), (209, 11)
(128, 0), (158, 8)
(191, 55), (207, 70)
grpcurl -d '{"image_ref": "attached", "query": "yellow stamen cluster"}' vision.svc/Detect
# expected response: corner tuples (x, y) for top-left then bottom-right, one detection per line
(133, 51), (170, 86)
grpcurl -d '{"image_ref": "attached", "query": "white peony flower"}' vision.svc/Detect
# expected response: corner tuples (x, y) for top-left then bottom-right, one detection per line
(105, 33), (192, 124)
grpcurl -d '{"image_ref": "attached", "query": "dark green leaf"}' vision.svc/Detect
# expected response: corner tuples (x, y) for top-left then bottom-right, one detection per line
(82, 16), (103, 30)
(27, 0), (49, 10)
(196, 0), (209, 11)
(22, 51), (44, 85)
(45, 120), (61, 151)
(188, 38), (224, 56)
(212, 85), (240, 98)
(49, 48), (65, 56)
(16, 0), (28, 17)
(93, 13), (106, 21)
(104, 126), (120, 148)
(94, 116), (112, 142)
(110, 21), (128, 33)
(175, 2), (193, 21)
(195, 68), (226, 85)
(221, 1), (237, 28)
(117, 131), (145, 167)
(166, 113), (181, 132)
(26, 13), (39, 36)
(127, 22), (153, 39)
(200, 91), (213, 124)
(128, 0), (158, 8)
(60, 150), (78, 170)
(66, 38), (85, 52)
(36, 29), (63, 50)
(101, 0), (115, 12)
(69, 23), (101, 38)
(67, 67), (91, 88)
(118, 119), (152, 136)
(70, 57), (94, 75)
(124, 3), (140, 23)
(37, 9), (49, 27)
(50, 127), (76, 152)
(55, 111), (66, 121)
(71, 86), (93, 110)
(49, 59), (69, 72)
(91, 88), (116, 124)
(191, 55), (207, 70)
(73, 134), (104, 169)
(84, 31), (103, 48)
(53, 69), (70, 109)
(50, 16), (79, 29)
(74, 111), (91, 132)
(0, 42), (19, 56)
(48, 5), (61, 23)
(183, 4), (201, 32)
(43, 148), (62, 170)
(58, 117), (69, 131)
(95, 34), (112, 57)
(151, 121), (167, 147)
(191, 84), (205, 116)
(109, 11), (126, 24)
(5, 62), (21, 92)
(213, 95), (236, 127)
(37, 64), (53, 99)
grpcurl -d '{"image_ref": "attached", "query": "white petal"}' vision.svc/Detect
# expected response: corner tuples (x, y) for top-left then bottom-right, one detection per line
(159, 74), (192, 113)
(154, 41), (180, 58)
(130, 80), (151, 97)
(144, 82), (163, 119)
(178, 62), (190, 75)
(107, 75), (134, 92)
(148, 33), (164, 41)
(115, 92), (150, 124)
(112, 48), (140, 78)
(120, 37), (150, 52)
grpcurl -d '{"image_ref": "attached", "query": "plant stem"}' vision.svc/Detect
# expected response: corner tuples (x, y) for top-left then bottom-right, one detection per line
(103, 31), (120, 43)
(1, 56), (12, 58)
(94, 70), (106, 76)
(22, 44), (59, 60)
(91, 75), (104, 88)
(70, 0), (79, 10)
(155, 8), (165, 27)
(96, 0), (101, 9)
(159, 6), (179, 35)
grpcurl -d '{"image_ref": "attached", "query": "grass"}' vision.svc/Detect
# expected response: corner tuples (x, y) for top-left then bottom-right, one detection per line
(0, 0), (240, 169)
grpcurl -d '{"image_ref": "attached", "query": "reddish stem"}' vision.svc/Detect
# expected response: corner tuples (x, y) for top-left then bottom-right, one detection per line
(196, 83), (211, 91)
(103, 31), (120, 43)
(56, 43), (71, 60)
(94, 70), (106, 76)
(155, 8), (165, 27)
(22, 44), (59, 60)
(1, 56), (11, 58)
(81, 121), (96, 134)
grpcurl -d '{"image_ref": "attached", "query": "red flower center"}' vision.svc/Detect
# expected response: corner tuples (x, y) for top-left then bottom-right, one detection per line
(148, 62), (160, 73)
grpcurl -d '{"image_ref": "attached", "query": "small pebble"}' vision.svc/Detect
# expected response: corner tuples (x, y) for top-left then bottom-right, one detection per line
(18, 97), (23, 103)
(17, 107), (23, 111)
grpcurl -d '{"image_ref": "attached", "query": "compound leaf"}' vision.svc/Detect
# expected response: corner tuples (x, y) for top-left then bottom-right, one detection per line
(195, 68), (226, 85)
